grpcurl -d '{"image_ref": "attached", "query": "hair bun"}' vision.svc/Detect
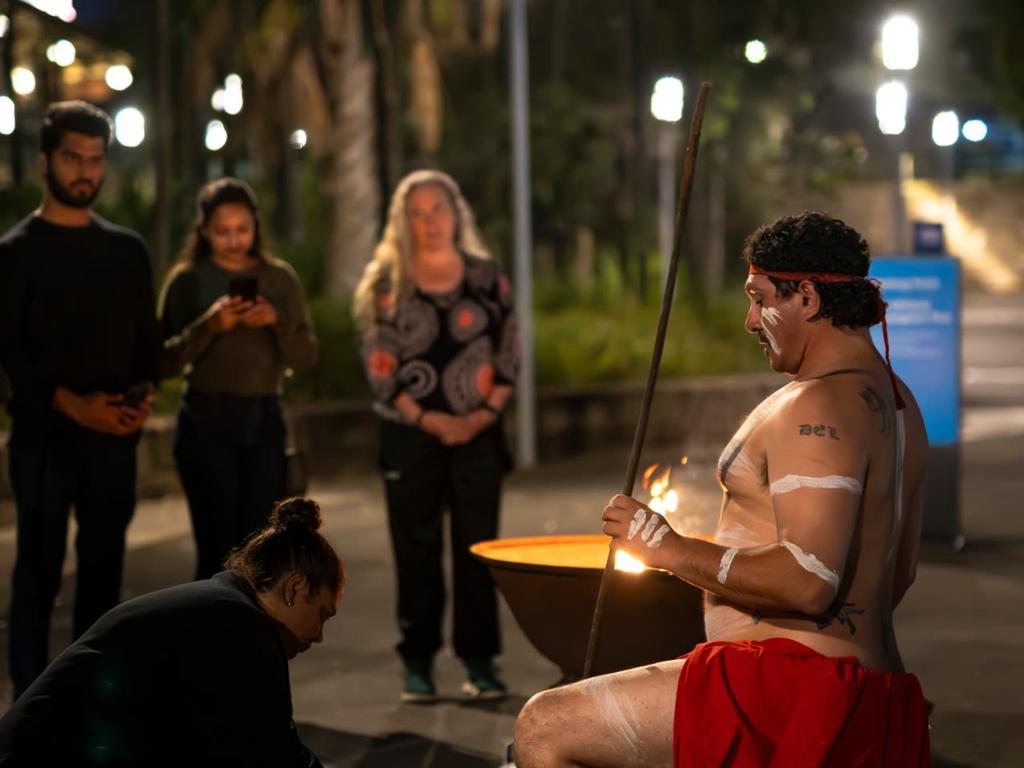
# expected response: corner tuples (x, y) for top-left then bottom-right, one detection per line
(269, 497), (323, 533)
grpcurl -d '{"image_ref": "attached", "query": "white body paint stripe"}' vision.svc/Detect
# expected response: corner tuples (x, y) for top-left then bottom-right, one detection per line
(887, 410), (907, 562)
(780, 539), (840, 591)
(717, 547), (739, 585)
(626, 508), (673, 549)
(582, 676), (643, 759)
(627, 510), (646, 540)
(770, 474), (863, 495)
(640, 513), (661, 542)
(648, 524), (670, 549)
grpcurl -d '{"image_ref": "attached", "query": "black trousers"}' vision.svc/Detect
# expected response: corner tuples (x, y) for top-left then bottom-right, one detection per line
(7, 425), (137, 698)
(174, 392), (286, 580)
(379, 418), (510, 664)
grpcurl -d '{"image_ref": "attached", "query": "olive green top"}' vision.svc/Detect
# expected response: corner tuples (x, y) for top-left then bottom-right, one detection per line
(158, 258), (317, 396)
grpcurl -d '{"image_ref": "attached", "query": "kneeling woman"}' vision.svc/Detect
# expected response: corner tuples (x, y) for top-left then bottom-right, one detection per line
(159, 178), (317, 579)
(0, 497), (344, 766)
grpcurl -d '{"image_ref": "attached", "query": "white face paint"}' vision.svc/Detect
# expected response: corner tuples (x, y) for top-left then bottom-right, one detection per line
(779, 539), (840, 592)
(769, 474), (863, 495)
(716, 547), (739, 585)
(626, 508), (673, 549)
(760, 306), (784, 355)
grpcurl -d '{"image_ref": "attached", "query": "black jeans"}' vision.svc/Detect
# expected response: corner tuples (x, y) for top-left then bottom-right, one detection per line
(7, 425), (137, 698)
(174, 392), (286, 580)
(379, 418), (510, 665)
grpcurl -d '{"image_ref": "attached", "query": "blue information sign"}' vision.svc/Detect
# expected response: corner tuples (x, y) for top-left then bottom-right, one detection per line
(869, 258), (960, 445)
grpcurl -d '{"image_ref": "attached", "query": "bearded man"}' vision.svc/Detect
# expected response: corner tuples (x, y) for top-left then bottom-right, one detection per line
(514, 212), (930, 767)
(0, 101), (160, 698)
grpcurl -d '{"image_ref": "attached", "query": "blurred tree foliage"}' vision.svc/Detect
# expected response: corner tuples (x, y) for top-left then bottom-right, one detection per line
(9, 0), (1019, 404)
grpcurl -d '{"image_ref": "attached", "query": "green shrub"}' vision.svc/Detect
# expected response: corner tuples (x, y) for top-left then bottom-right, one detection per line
(283, 298), (369, 402)
(533, 290), (765, 387)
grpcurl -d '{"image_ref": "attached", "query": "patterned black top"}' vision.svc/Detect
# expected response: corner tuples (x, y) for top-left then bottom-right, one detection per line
(362, 254), (519, 420)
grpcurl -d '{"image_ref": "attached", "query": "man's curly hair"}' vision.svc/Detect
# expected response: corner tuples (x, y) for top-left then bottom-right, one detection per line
(743, 212), (883, 328)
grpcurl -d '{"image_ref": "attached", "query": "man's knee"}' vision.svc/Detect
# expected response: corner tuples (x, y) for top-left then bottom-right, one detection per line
(515, 688), (571, 768)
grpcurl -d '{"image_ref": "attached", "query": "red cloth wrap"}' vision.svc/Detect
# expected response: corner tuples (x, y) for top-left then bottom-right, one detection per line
(673, 638), (930, 767)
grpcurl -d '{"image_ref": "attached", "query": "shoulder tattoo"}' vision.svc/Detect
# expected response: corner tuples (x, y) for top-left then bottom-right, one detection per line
(859, 387), (892, 434)
(798, 423), (840, 440)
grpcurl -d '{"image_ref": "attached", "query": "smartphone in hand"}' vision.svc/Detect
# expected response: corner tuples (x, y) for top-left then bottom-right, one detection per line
(228, 277), (259, 302)
(122, 382), (150, 409)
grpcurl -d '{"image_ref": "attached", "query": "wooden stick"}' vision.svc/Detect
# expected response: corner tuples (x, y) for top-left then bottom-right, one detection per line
(582, 81), (712, 680)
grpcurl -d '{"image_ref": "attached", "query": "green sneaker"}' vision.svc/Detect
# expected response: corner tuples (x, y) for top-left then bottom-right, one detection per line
(461, 658), (508, 700)
(401, 660), (437, 704)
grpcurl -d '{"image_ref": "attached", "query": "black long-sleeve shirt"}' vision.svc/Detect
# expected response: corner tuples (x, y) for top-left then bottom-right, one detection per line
(0, 572), (320, 767)
(0, 213), (160, 440)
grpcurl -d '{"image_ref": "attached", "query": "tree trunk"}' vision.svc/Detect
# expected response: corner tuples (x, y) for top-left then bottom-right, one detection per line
(320, 0), (381, 300)
(404, 0), (443, 158)
(371, 0), (402, 191)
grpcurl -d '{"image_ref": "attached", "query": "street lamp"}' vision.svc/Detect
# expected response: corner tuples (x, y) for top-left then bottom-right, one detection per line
(931, 111), (959, 147)
(962, 119), (987, 143)
(878, 12), (917, 255)
(881, 15), (919, 71)
(744, 40), (767, 64)
(11, 67), (36, 96)
(114, 107), (145, 147)
(0, 95), (14, 135)
(46, 39), (76, 67)
(875, 81), (908, 135)
(205, 119), (227, 152)
(105, 64), (133, 91)
(650, 76), (683, 289)
(223, 74), (243, 115)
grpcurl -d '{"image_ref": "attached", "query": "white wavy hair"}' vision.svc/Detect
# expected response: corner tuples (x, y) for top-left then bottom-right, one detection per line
(353, 169), (491, 328)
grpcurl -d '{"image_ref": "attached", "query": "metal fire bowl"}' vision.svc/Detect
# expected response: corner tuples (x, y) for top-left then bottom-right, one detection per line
(471, 534), (705, 681)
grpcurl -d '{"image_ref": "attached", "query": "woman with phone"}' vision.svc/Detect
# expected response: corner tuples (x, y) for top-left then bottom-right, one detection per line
(159, 177), (317, 580)
(353, 170), (519, 702)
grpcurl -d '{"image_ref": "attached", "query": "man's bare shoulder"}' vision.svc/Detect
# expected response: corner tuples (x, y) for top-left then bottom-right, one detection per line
(765, 377), (873, 447)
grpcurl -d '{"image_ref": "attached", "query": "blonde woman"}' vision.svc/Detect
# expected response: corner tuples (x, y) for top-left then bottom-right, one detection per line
(354, 170), (519, 702)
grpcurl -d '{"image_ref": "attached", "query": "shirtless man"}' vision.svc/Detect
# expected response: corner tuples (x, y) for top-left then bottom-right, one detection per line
(514, 212), (931, 767)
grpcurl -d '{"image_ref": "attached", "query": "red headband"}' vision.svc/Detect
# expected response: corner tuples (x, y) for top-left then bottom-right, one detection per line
(748, 265), (905, 410)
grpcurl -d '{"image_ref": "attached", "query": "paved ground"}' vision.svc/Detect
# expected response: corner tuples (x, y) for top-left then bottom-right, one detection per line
(1, 292), (1023, 767)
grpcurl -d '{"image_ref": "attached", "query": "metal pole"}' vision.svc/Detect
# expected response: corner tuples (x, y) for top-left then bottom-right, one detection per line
(510, 0), (536, 468)
(154, 0), (172, 277)
(3, 0), (23, 185)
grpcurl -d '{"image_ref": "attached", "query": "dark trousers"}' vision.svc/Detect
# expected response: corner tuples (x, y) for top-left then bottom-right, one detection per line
(379, 419), (510, 664)
(174, 392), (286, 580)
(7, 427), (137, 698)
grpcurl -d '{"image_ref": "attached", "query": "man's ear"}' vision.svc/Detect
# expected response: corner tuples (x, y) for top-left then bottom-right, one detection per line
(282, 572), (310, 606)
(798, 280), (821, 319)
